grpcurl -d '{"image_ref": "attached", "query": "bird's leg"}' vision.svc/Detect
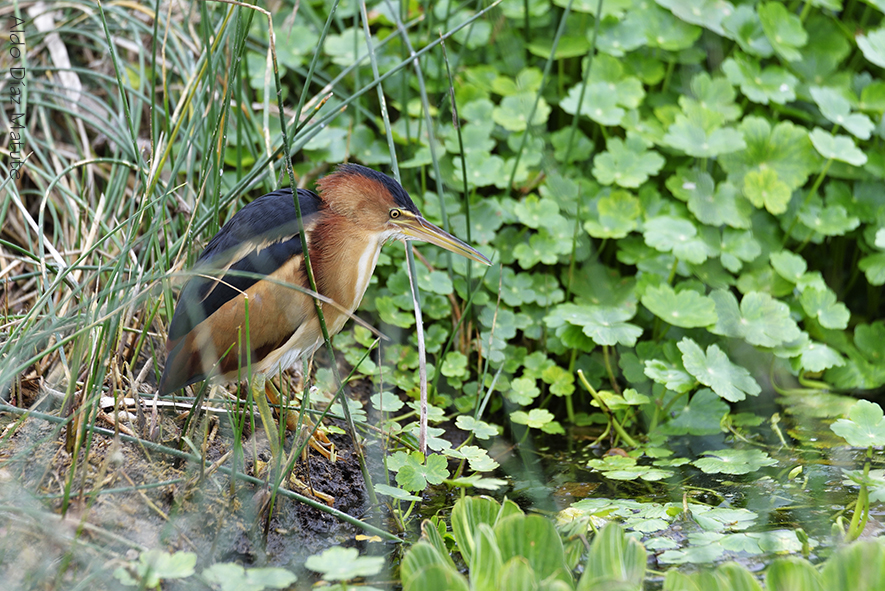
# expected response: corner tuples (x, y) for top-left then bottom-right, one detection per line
(299, 414), (337, 462)
(265, 378), (336, 462)
(251, 373), (280, 458)
(287, 474), (335, 505)
(264, 378), (299, 431)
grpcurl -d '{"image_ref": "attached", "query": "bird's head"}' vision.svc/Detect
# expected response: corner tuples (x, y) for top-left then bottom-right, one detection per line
(316, 163), (491, 265)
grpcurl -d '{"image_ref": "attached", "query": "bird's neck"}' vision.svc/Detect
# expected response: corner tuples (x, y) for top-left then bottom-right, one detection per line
(309, 214), (383, 315)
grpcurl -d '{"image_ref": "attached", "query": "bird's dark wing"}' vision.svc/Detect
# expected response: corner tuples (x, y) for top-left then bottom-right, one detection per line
(166, 188), (323, 343)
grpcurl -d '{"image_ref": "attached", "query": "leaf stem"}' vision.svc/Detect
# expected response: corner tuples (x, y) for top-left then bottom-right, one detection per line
(577, 370), (638, 448)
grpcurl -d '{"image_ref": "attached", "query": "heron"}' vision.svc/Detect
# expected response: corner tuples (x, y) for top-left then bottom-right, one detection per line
(159, 164), (490, 454)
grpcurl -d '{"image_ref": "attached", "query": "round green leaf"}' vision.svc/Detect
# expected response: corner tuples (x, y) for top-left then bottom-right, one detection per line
(663, 117), (747, 158)
(203, 564), (297, 591)
(743, 168), (792, 214)
(693, 449), (778, 474)
(678, 338), (761, 402)
(641, 283), (717, 328)
(857, 27), (885, 69)
(831, 400), (885, 447)
(305, 547), (384, 581)
(758, 2), (807, 62)
(808, 128), (867, 166)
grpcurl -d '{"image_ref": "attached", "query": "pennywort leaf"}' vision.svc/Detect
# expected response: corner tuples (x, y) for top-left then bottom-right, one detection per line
(641, 283), (717, 328)
(678, 338), (761, 402)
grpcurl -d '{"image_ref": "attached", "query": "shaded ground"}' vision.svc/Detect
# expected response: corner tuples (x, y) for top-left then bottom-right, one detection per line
(0, 381), (392, 589)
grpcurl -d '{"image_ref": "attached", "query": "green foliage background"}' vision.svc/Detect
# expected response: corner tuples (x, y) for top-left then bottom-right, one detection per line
(285, 0), (885, 442)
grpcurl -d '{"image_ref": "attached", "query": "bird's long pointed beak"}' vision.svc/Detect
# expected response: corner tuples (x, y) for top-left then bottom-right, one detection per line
(395, 214), (491, 266)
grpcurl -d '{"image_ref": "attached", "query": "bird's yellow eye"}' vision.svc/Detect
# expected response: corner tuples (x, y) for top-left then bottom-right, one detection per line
(389, 209), (401, 219)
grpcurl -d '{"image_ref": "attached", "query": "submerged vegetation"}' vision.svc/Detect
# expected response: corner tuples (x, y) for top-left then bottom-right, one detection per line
(1, 0), (885, 588)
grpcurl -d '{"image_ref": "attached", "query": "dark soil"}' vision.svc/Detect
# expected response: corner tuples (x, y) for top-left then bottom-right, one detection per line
(0, 385), (392, 589)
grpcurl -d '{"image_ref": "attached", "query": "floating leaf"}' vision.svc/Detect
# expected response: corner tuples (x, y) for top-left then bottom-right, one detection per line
(377, 296), (416, 328)
(541, 364), (575, 397)
(550, 127), (594, 163)
(449, 198), (504, 244)
(203, 564), (297, 591)
(452, 152), (507, 188)
(588, 54), (646, 108)
(587, 455), (674, 481)
(444, 445), (500, 472)
(448, 474), (508, 491)
(641, 283), (717, 328)
(770, 250), (807, 283)
(514, 194), (568, 230)
(522, 351), (554, 379)
(641, 5), (702, 51)
(491, 67), (544, 96)
(402, 425), (453, 452)
(445, 122), (495, 155)
(596, 13), (648, 56)
(441, 351), (469, 379)
(686, 71), (743, 121)
(857, 81), (885, 113)
(305, 547), (384, 581)
(691, 506), (758, 532)
(513, 230), (564, 268)
(795, 338), (846, 373)
(803, 15), (851, 78)
(115, 551), (197, 588)
(371, 391), (405, 413)
(693, 449), (778, 474)
(678, 338), (761, 402)
(419, 269), (454, 296)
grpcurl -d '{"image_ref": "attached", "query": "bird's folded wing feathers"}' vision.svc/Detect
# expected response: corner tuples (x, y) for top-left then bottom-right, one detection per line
(166, 188), (324, 343)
